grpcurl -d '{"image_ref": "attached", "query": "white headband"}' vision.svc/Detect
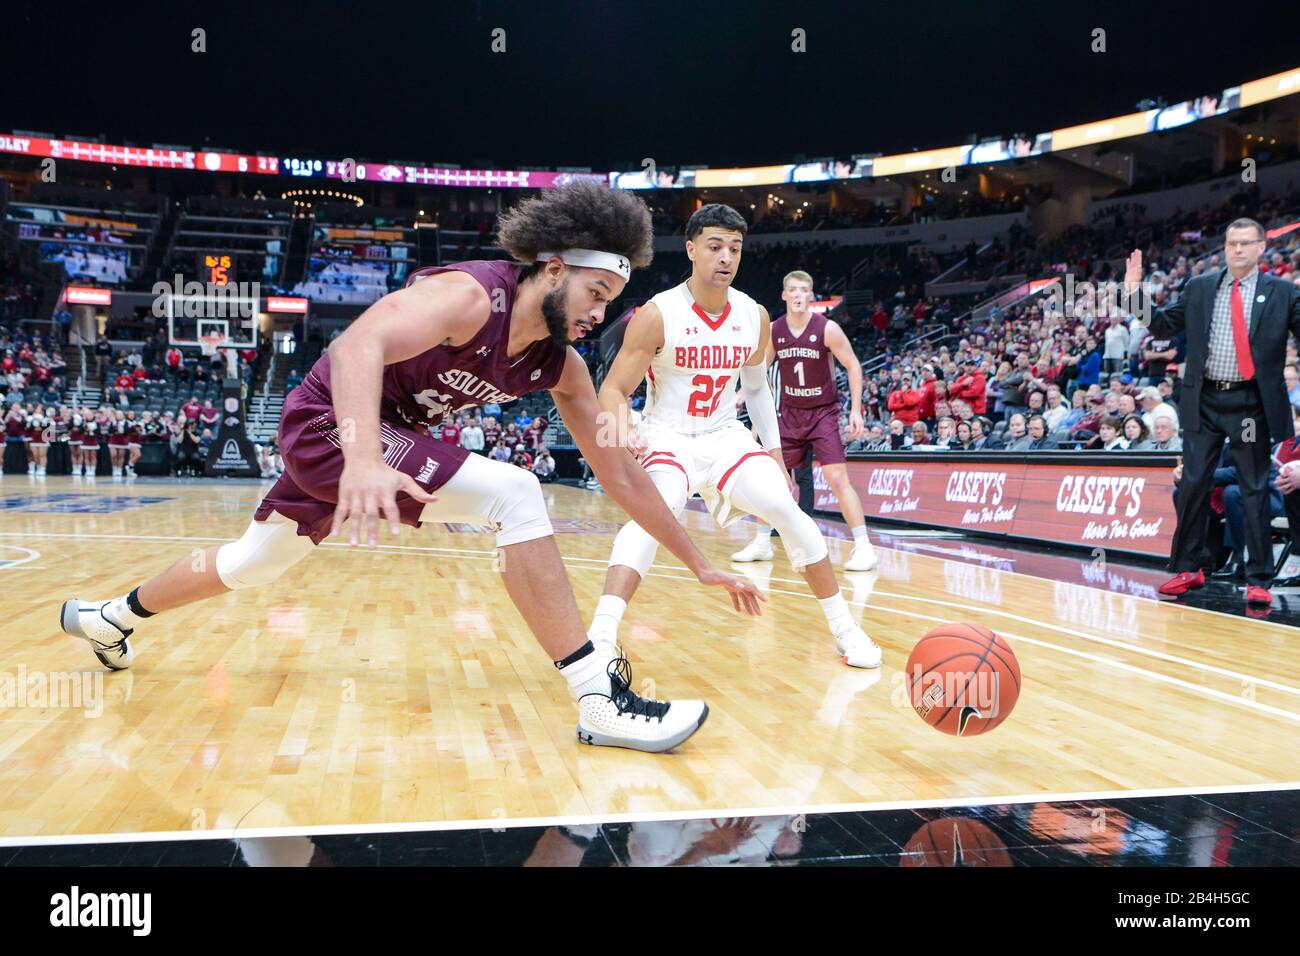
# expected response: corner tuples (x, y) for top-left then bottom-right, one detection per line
(536, 248), (631, 280)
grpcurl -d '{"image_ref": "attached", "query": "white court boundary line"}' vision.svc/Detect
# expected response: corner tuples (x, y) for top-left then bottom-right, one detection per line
(4, 531), (1299, 844)
(0, 780), (1295, 848)
(8, 531), (1299, 702)
(5, 512), (1300, 636)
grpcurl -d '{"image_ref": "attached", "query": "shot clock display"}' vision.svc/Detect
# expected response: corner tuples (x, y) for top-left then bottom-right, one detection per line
(199, 252), (237, 287)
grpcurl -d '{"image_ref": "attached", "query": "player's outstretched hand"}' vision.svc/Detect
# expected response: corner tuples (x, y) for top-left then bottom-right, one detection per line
(331, 458), (438, 547)
(696, 565), (767, 615)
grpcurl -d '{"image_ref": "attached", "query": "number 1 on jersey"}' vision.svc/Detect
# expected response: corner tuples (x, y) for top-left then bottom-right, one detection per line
(686, 374), (731, 417)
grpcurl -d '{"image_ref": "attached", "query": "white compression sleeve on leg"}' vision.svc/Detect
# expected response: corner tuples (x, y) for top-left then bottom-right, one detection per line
(216, 511), (317, 590)
(726, 463), (827, 570)
(606, 467), (689, 577)
(418, 451), (553, 548)
(739, 363), (781, 452)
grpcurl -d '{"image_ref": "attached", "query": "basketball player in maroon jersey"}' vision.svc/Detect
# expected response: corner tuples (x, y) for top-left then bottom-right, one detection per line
(61, 182), (763, 754)
(732, 270), (877, 571)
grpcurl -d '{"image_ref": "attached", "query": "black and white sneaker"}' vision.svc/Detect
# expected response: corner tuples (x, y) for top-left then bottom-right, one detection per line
(577, 657), (708, 753)
(60, 600), (134, 670)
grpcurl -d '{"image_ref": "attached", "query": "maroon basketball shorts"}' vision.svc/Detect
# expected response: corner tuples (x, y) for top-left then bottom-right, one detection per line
(254, 375), (471, 543)
(778, 403), (846, 471)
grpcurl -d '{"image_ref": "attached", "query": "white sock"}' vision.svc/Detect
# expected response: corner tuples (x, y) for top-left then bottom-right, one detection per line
(588, 594), (626, 649)
(558, 640), (616, 700)
(850, 525), (873, 550)
(754, 523), (774, 542)
(819, 592), (856, 638)
(103, 588), (153, 630)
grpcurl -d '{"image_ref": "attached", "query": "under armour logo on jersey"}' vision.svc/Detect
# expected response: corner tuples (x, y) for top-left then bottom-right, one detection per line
(684, 327), (699, 335)
(530, 369), (542, 380)
(476, 346), (491, 357)
(731, 325), (741, 332)
(777, 337), (786, 344)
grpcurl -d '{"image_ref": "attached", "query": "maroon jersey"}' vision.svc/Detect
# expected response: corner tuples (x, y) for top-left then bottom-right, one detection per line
(307, 260), (568, 429)
(772, 312), (836, 409)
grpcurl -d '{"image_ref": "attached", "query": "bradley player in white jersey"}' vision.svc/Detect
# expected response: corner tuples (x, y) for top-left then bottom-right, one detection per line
(732, 269), (878, 571)
(587, 204), (882, 668)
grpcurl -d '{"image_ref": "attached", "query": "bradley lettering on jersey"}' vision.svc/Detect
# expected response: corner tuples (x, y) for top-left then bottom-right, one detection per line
(674, 344), (754, 370)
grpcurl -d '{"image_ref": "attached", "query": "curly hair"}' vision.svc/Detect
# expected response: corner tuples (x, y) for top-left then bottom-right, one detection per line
(496, 179), (654, 270)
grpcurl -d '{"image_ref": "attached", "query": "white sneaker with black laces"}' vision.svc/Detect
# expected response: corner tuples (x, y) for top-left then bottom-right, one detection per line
(730, 537), (774, 563)
(577, 657), (708, 753)
(835, 626), (882, 669)
(60, 600), (134, 670)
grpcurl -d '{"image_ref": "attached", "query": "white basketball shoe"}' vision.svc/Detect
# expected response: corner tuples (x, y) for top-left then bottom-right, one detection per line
(835, 626), (883, 669)
(844, 540), (879, 572)
(577, 657), (708, 753)
(731, 536), (774, 563)
(60, 600), (135, 670)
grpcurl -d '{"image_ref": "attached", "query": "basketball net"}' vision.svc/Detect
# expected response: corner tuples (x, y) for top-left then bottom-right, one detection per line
(199, 332), (223, 357)
(199, 333), (238, 379)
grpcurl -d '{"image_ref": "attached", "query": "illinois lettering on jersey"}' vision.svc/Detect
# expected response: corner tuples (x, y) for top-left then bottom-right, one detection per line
(642, 282), (759, 434)
(771, 312), (835, 408)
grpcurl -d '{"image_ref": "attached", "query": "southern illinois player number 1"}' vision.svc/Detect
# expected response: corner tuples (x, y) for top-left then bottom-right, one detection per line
(686, 374), (731, 417)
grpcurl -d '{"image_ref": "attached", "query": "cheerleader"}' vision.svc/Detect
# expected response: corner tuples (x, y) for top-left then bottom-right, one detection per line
(108, 409), (129, 477)
(28, 403), (49, 476)
(124, 408), (142, 477)
(81, 408), (102, 477)
(69, 407), (85, 475)
(4, 403), (26, 471)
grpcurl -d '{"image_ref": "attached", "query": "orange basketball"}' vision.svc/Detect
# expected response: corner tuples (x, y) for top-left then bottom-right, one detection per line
(905, 624), (1020, 735)
(901, 817), (1012, 867)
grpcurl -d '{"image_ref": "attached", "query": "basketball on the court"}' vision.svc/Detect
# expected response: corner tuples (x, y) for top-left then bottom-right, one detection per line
(901, 817), (1012, 866)
(905, 624), (1020, 736)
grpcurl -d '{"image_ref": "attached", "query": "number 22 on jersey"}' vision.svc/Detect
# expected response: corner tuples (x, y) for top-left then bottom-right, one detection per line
(686, 374), (731, 417)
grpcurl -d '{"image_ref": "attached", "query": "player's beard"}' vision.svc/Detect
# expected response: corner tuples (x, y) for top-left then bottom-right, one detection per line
(541, 278), (573, 346)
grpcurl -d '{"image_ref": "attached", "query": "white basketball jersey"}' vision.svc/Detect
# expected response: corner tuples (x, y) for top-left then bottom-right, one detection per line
(641, 282), (762, 434)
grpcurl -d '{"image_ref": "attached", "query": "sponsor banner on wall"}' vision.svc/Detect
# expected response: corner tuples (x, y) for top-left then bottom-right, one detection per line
(815, 457), (1177, 557)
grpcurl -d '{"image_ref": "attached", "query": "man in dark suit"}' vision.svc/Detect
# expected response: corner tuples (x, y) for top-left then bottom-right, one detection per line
(1125, 218), (1300, 607)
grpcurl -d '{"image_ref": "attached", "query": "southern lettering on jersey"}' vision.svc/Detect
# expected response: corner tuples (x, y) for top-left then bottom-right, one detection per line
(773, 312), (835, 407)
(306, 260), (567, 431)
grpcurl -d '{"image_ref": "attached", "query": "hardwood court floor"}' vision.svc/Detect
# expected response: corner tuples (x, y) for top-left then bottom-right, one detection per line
(2, 476), (1298, 840)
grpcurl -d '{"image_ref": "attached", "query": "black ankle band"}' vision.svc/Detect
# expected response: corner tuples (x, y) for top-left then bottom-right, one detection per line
(554, 640), (594, 670)
(127, 587), (155, 618)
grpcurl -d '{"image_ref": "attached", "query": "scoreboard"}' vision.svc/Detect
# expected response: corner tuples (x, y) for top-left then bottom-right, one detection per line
(199, 252), (237, 287)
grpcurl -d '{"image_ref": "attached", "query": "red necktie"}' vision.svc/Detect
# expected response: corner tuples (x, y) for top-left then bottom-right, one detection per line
(1231, 279), (1255, 380)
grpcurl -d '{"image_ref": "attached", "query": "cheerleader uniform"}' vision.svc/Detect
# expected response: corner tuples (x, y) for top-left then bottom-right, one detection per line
(28, 413), (49, 449)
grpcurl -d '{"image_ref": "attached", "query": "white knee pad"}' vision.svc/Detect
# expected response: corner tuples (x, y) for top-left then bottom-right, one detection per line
(607, 469), (689, 578)
(727, 467), (828, 570)
(216, 512), (316, 590)
(418, 454), (553, 548)
(491, 465), (553, 547)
